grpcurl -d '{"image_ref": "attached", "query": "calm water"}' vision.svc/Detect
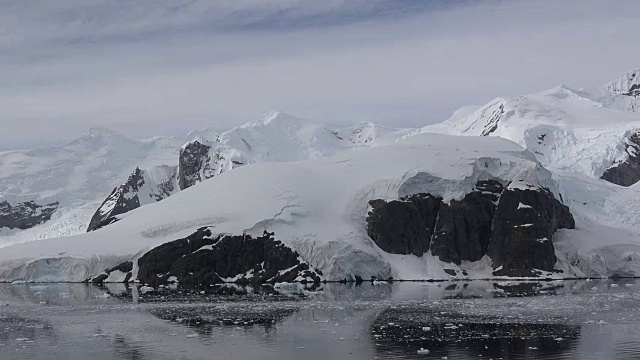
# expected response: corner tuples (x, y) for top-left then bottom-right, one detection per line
(1, 280), (640, 359)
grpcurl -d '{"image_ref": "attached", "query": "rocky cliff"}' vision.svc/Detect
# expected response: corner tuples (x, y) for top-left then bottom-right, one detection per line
(0, 200), (59, 230)
(367, 180), (574, 277)
(136, 228), (322, 287)
(87, 166), (177, 232)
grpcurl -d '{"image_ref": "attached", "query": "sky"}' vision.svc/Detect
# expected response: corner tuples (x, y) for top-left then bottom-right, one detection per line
(1, 0), (640, 150)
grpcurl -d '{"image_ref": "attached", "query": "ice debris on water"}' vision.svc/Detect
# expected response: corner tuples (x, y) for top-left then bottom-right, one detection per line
(417, 348), (430, 354)
(273, 282), (304, 294)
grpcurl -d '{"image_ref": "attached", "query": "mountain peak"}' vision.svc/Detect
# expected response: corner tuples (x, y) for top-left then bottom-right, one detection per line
(236, 111), (311, 130)
(66, 127), (130, 147)
(539, 84), (587, 100)
(84, 127), (125, 138)
(258, 111), (301, 125)
(184, 128), (220, 143)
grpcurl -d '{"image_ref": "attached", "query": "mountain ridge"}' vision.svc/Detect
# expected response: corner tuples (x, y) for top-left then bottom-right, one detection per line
(4, 70), (640, 283)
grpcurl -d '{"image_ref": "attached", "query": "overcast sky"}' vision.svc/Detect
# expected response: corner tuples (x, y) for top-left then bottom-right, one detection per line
(2, 0), (640, 150)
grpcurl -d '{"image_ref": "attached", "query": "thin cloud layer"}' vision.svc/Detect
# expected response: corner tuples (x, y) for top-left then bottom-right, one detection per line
(1, 0), (639, 150)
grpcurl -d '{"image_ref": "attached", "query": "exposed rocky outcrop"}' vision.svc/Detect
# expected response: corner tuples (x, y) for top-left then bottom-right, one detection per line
(0, 200), (58, 230)
(605, 70), (640, 98)
(487, 187), (575, 276)
(88, 139), (248, 233)
(87, 168), (145, 231)
(601, 133), (640, 186)
(366, 194), (441, 257)
(178, 139), (212, 190)
(87, 166), (177, 232)
(85, 261), (133, 284)
(137, 228), (322, 287)
(367, 180), (502, 264)
(366, 180), (574, 276)
(480, 102), (505, 136)
(431, 181), (502, 264)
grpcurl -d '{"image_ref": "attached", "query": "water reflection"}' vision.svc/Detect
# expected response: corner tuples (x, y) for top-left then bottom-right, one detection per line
(0, 279), (638, 359)
(371, 307), (580, 358)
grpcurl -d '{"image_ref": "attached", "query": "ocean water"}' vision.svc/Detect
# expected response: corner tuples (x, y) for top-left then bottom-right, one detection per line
(1, 279), (639, 359)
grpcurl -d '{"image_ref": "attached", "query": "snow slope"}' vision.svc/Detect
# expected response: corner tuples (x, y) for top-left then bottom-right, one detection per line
(0, 133), (567, 282)
(410, 70), (640, 278)
(0, 128), (182, 246)
(89, 112), (416, 232)
(186, 111), (414, 170)
(422, 73), (640, 180)
(1, 113), (414, 246)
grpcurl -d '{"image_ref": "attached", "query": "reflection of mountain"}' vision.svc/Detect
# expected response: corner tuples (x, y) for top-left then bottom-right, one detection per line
(371, 308), (580, 359)
(0, 283), (111, 305)
(147, 302), (298, 336)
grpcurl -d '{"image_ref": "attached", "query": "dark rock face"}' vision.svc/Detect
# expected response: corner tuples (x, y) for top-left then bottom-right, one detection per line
(85, 261), (133, 284)
(366, 180), (575, 277)
(0, 200), (58, 230)
(601, 133), (640, 186)
(178, 140), (212, 190)
(87, 167), (178, 232)
(137, 228), (322, 287)
(625, 83), (640, 98)
(488, 187), (575, 277)
(480, 103), (505, 136)
(367, 180), (503, 264)
(366, 194), (441, 256)
(87, 168), (145, 232)
(431, 188), (500, 264)
(152, 170), (177, 202)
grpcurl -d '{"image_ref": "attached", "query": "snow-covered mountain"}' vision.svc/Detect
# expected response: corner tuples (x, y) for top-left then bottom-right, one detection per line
(4, 71), (640, 283)
(87, 112), (414, 232)
(0, 128), (182, 246)
(0, 133), (578, 282)
(423, 70), (640, 185)
(1, 112), (413, 243)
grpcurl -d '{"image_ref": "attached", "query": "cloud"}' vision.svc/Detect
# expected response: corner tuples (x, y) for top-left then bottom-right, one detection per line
(1, 0), (639, 150)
